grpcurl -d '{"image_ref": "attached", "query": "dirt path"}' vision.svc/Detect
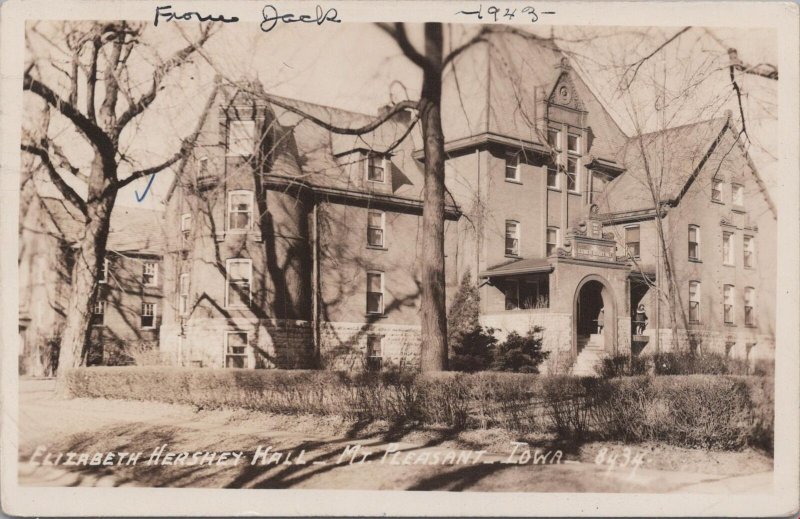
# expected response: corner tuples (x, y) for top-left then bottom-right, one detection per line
(17, 379), (773, 493)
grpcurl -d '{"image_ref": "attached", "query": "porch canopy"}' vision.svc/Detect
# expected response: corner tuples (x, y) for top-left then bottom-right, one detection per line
(479, 258), (554, 279)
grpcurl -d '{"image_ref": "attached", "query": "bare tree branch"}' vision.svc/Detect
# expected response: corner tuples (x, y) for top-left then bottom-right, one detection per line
(376, 23), (432, 72)
(115, 24), (213, 133)
(622, 27), (692, 89)
(21, 143), (88, 216)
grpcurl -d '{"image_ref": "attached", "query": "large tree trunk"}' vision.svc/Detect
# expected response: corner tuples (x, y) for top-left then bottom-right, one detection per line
(55, 182), (115, 393)
(418, 23), (448, 372)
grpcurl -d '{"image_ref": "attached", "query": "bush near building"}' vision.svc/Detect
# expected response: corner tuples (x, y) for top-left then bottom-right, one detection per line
(598, 351), (774, 378)
(65, 367), (772, 451)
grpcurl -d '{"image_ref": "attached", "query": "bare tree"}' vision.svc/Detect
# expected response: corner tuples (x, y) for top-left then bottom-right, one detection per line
(22, 21), (215, 386)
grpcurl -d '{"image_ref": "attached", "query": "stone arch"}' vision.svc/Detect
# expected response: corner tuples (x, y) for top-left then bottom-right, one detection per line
(572, 274), (618, 356)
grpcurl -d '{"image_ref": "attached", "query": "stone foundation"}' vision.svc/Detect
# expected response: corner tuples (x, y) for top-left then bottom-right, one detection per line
(319, 321), (422, 370)
(480, 312), (574, 374)
(160, 318), (313, 369)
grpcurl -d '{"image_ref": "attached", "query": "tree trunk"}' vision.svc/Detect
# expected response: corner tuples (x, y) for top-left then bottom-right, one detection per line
(55, 187), (115, 394)
(418, 23), (448, 372)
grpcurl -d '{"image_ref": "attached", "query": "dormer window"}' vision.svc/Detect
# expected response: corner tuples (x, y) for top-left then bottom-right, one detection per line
(366, 153), (385, 183)
(228, 120), (255, 157)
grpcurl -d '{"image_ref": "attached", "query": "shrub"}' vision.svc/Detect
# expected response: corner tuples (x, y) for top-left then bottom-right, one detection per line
(597, 354), (649, 378)
(447, 273), (480, 346)
(64, 367), (773, 450)
(449, 326), (497, 373)
(647, 350), (751, 376)
(491, 327), (549, 374)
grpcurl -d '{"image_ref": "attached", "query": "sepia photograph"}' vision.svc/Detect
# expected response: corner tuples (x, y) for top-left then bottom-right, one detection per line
(2, 1), (798, 516)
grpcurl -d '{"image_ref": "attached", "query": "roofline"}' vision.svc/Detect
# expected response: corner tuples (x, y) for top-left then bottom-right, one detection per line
(479, 264), (554, 278)
(412, 132), (550, 161)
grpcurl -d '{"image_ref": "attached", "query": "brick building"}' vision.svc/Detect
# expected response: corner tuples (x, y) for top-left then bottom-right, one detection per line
(19, 193), (165, 375)
(158, 32), (775, 372)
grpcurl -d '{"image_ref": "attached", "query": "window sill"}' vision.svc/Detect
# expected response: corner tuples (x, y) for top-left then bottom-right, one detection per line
(91, 324), (105, 328)
(732, 206), (746, 213)
(724, 322), (737, 327)
(505, 254), (521, 259)
(505, 178), (523, 185)
(367, 245), (388, 251)
(141, 327), (157, 331)
(711, 199), (725, 205)
(567, 190), (581, 196)
(366, 179), (386, 185)
(688, 258), (702, 264)
(365, 313), (387, 319)
(723, 263), (736, 268)
(547, 187), (561, 193)
(745, 324), (758, 329)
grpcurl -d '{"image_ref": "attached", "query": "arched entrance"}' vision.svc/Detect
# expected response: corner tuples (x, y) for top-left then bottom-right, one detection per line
(573, 275), (616, 356)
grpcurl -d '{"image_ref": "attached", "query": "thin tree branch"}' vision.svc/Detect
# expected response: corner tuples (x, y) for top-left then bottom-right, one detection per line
(622, 27), (692, 89)
(115, 24), (213, 133)
(21, 143), (88, 216)
(376, 23), (432, 73)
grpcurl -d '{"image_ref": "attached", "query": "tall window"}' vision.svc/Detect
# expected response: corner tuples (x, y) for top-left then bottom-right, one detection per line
(723, 232), (734, 265)
(225, 331), (249, 368)
(723, 284), (735, 324)
(732, 183), (744, 207)
(546, 166), (559, 189)
(546, 227), (559, 256)
(688, 281), (701, 323)
(505, 152), (520, 182)
(566, 157), (578, 192)
(228, 120), (255, 156)
(625, 226), (641, 259)
(366, 271), (384, 314)
(227, 190), (253, 231)
(367, 210), (385, 248)
(688, 225), (700, 260)
(99, 258), (109, 283)
(711, 179), (723, 202)
(197, 157), (209, 176)
(141, 302), (156, 329)
(505, 220), (520, 256)
(366, 153), (385, 182)
(225, 259), (252, 308)
(743, 235), (755, 268)
(366, 335), (383, 371)
(567, 133), (580, 154)
(179, 273), (190, 316)
(744, 287), (755, 326)
(181, 214), (192, 241)
(91, 299), (106, 327)
(143, 261), (158, 286)
(547, 128), (561, 150)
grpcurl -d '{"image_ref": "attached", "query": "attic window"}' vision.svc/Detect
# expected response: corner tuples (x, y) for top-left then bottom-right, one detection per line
(366, 153), (385, 183)
(228, 120), (255, 156)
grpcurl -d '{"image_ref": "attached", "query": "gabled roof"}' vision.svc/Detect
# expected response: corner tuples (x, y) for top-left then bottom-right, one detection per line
(597, 115), (776, 218)
(38, 197), (165, 255)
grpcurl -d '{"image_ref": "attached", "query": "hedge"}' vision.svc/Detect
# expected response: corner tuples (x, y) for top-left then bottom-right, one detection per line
(65, 367), (773, 451)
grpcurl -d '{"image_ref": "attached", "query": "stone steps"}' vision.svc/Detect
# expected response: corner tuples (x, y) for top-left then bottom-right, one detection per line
(572, 334), (606, 376)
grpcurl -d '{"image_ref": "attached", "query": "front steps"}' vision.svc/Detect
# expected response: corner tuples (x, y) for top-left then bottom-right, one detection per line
(572, 334), (606, 376)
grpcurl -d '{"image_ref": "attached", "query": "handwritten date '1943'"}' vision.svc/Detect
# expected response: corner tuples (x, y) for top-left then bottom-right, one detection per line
(456, 5), (555, 22)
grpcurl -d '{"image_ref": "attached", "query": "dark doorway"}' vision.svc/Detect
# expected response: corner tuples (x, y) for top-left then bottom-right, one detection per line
(576, 280), (605, 342)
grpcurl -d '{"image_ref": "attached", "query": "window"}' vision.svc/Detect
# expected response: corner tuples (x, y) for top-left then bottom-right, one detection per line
(198, 157), (209, 177)
(366, 271), (384, 314)
(366, 335), (382, 371)
(504, 277), (549, 310)
(688, 281), (701, 323)
(546, 166), (559, 189)
(143, 261), (158, 286)
(688, 225), (700, 260)
(181, 213), (192, 241)
(546, 227), (559, 256)
(228, 120), (255, 156)
(567, 133), (580, 154)
(141, 302), (156, 329)
(711, 179), (722, 202)
(723, 232), (734, 265)
(179, 273), (190, 316)
(625, 226), (641, 259)
(225, 259), (252, 308)
(566, 157), (578, 192)
(505, 152), (520, 182)
(367, 210), (385, 248)
(98, 258), (109, 284)
(91, 299), (106, 327)
(732, 183), (744, 207)
(505, 220), (520, 256)
(225, 332), (249, 368)
(743, 236), (754, 268)
(724, 284), (735, 324)
(744, 287), (755, 326)
(227, 190), (253, 231)
(366, 153), (385, 182)
(547, 128), (561, 150)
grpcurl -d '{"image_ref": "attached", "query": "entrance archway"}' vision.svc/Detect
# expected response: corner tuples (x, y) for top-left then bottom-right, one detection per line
(573, 275), (616, 356)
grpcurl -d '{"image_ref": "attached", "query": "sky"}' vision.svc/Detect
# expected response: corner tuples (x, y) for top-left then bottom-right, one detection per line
(25, 22), (778, 210)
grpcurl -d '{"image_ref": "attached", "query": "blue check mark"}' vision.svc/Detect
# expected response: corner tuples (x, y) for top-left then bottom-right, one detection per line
(135, 173), (157, 202)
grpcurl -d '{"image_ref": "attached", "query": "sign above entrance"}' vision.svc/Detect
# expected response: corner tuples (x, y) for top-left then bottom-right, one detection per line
(563, 205), (625, 264)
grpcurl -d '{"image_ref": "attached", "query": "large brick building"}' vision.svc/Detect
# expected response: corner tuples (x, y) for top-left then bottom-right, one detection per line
(157, 32), (775, 372)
